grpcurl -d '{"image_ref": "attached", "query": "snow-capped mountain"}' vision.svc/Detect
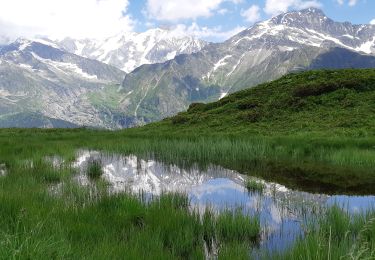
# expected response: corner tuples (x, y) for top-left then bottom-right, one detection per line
(1, 8), (375, 129)
(0, 39), (127, 128)
(231, 8), (375, 55)
(0, 29), (206, 128)
(53, 28), (207, 73)
(119, 8), (375, 123)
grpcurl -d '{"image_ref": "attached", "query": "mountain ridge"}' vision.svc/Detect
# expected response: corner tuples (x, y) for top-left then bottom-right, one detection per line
(1, 8), (375, 129)
(52, 28), (207, 73)
(119, 8), (375, 125)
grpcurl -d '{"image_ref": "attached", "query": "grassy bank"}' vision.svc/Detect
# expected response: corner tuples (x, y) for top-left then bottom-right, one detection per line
(0, 129), (374, 258)
(0, 158), (260, 259)
(275, 206), (375, 259)
(1, 128), (374, 194)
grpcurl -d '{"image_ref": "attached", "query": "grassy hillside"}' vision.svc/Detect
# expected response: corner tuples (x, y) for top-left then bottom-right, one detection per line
(0, 69), (375, 258)
(2, 70), (374, 193)
(141, 69), (375, 137)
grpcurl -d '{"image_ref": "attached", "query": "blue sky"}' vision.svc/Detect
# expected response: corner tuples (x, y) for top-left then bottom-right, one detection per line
(0, 0), (374, 43)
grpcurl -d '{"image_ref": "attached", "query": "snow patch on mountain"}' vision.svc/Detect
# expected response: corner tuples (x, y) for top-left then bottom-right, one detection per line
(219, 92), (228, 99)
(213, 55), (232, 72)
(231, 8), (375, 57)
(30, 52), (98, 80)
(18, 63), (34, 70)
(356, 37), (375, 54)
(54, 28), (207, 73)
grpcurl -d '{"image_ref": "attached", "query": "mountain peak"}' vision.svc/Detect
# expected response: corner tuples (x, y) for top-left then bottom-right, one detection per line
(300, 7), (326, 15)
(270, 7), (328, 27)
(6, 38), (32, 52)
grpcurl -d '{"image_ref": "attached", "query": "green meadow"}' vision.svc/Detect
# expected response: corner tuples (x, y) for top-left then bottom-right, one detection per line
(1, 69), (375, 258)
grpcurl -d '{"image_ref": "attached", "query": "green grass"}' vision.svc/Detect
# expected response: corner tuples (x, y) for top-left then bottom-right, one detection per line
(2, 129), (372, 258)
(0, 128), (374, 194)
(1, 70), (375, 193)
(216, 210), (260, 244)
(245, 179), (265, 193)
(0, 160), (261, 259)
(86, 159), (103, 180)
(275, 206), (375, 260)
(218, 243), (250, 259)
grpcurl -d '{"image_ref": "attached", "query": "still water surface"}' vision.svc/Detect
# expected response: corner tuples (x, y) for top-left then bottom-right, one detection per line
(71, 150), (375, 253)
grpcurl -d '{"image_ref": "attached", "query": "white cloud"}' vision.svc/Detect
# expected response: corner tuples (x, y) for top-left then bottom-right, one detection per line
(241, 5), (261, 23)
(146, 0), (241, 21)
(336, 0), (358, 6)
(264, 0), (322, 16)
(370, 19), (375, 25)
(0, 0), (134, 41)
(218, 8), (229, 15)
(169, 22), (245, 42)
(348, 0), (358, 6)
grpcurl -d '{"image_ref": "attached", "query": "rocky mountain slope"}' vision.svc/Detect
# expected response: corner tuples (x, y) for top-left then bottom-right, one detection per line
(0, 39), (127, 128)
(120, 8), (375, 124)
(53, 28), (207, 73)
(0, 29), (207, 128)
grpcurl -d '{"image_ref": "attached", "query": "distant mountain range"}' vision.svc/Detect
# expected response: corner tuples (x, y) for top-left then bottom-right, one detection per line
(0, 8), (375, 128)
(52, 29), (207, 73)
(0, 31), (205, 128)
(0, 39), (128, 128)
(120, 8), (375, 123)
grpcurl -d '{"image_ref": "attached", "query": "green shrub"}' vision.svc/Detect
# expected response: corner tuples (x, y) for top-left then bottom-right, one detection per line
(187, 102), (205, 112)
(293, 82), (341, 97)
(171, 114), (189, 125)
(236, 98), (259, 110)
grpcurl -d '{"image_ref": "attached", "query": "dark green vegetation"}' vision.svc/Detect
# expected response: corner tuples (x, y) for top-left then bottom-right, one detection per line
(148, 69), (375, 136)
(0, 69), (375, 258)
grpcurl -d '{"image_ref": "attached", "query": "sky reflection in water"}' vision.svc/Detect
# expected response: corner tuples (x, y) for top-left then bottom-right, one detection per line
(73, 150), (375, 252)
